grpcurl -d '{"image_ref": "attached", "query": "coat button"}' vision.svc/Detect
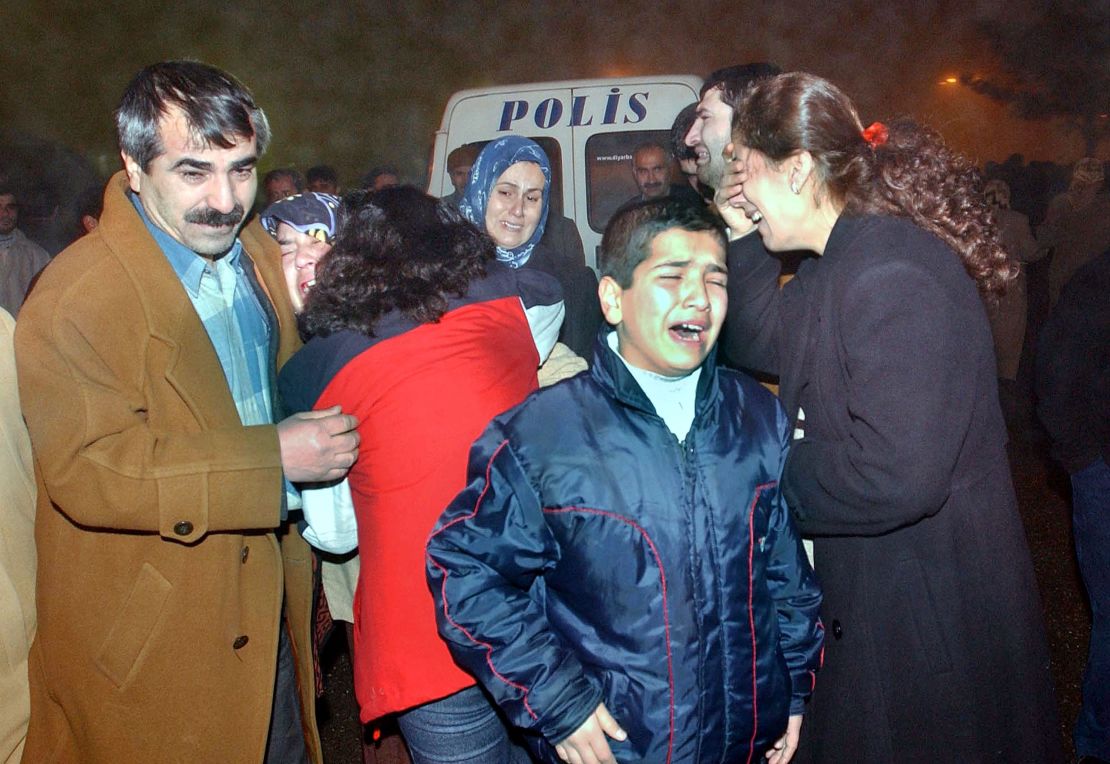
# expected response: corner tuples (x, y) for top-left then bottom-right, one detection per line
(233, 635), (249, 649)
(173, 521), (193, 536)
(832, 619), (843, 640)
(241, 546), (249, 563)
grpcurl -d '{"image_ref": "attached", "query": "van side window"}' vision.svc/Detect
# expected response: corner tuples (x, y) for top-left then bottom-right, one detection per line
(584, 130), (674, 232)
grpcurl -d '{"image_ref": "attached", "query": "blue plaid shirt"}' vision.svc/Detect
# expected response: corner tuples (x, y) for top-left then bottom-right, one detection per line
(133, 194), (298, 514)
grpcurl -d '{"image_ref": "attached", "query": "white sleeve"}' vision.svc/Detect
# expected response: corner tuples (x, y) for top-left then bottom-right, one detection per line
(300, 478), (358, 554)
(523, 297), (564, 365)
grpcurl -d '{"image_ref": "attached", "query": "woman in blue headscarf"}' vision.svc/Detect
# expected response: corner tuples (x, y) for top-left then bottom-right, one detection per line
(461, 136), (601, 358)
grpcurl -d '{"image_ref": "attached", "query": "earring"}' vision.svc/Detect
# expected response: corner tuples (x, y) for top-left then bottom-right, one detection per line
(791, 180), (800, 194)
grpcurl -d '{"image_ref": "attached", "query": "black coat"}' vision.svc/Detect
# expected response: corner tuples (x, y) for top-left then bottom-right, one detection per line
(724, 215), (1062, 763)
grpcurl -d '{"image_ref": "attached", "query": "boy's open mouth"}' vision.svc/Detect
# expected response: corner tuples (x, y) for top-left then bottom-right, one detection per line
(671, 322), (706, 342)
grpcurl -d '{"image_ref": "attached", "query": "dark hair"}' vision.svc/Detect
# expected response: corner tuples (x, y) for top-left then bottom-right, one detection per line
(306, 164), (338, 185)
(263, 167), (305, 192)
(670, 103), (698, 160)
(116, 60), (270, 172)
(360, 165), (401, 189)
(733, 72), (1013, 298)
(600, 199), (726, 288)
(75, 184), (104, 219)
(700, 62), (782, 102)
(447, 145), (480, 171)
(0, 185), (16, 202)
(299, 186), (493, 338)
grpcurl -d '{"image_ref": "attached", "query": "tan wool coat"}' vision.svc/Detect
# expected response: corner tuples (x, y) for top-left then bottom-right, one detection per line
(14, 172), (321, 763)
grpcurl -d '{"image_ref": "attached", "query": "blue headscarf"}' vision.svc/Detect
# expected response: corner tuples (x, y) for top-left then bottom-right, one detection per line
(459, 136), (551, 268)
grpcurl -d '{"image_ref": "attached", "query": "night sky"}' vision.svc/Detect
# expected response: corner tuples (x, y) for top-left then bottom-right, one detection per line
(1, 0), (1102, 190)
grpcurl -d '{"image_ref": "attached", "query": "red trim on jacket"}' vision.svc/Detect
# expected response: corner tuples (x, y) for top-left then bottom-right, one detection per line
(544, 506), (676, 764)
(746, 481), (778, 764)
(427, 440), (540, 721)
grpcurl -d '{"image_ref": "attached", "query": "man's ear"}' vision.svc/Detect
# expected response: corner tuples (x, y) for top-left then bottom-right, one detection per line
(597, 275), (623, 327)
(788, 151), (816, 195)
(121, 151), (143, 193)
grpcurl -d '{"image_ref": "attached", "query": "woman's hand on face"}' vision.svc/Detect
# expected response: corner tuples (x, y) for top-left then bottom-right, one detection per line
(554, 702), (626, 764)
(714, 142), (758, 240)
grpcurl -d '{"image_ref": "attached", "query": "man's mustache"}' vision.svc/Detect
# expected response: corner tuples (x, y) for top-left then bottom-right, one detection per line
(185, 204), (245, 227)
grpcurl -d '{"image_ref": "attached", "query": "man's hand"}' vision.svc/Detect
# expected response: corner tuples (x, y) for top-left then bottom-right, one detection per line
(714, 142), (758, 240)
(555, 703), (626, 764)
(277, 405), (360, 483)
(765, 713), (802, 764)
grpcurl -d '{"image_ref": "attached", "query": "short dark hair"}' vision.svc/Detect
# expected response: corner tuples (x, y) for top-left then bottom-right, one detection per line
(299, 186), (493, 339)
(700, 62), (782, 105)
(670, 103), (698, 160)
(263, 167), (305, 192)
(631, 142), (668, 162)
(306, 164), (338, 185)
(0, 184), (16, 202)
(447, 145), (480, 171)
(600, 199), (726, 288)
(116, 60), (270, 173)
(360, 165), (401, 189)
(75, 183), (104, 220)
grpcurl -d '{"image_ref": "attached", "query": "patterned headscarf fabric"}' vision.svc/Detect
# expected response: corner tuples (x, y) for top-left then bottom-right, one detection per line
(260, 192), (341, 244)
(459, 136), (551, 268)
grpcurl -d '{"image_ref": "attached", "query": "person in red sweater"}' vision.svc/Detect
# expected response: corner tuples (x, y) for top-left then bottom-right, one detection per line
(278, 186), (564, 763)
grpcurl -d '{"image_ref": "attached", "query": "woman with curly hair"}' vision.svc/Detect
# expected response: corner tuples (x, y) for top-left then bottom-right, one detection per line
(279, 186), (563, 763)
(717, 72), (1061, 762)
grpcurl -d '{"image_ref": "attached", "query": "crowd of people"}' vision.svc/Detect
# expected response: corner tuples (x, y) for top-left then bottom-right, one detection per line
(0, 57), (1105, 764)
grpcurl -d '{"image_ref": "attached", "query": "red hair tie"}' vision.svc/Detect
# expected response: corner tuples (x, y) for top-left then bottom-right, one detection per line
(861, 122), (888, 148)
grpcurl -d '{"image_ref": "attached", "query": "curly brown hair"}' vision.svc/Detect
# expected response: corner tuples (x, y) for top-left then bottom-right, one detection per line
(299, 186), (493, 339)
(732, 72), (1014, 299)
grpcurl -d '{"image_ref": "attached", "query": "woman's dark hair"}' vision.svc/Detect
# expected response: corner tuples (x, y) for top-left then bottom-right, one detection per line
(299, 186), (493, 338)
(733, 72), (1013, 299)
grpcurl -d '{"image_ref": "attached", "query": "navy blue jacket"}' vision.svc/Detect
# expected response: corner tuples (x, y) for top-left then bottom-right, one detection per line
(426, 333), (823, 763)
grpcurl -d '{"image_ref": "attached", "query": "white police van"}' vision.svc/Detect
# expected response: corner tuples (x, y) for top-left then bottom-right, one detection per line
(427, 76), (703, 268)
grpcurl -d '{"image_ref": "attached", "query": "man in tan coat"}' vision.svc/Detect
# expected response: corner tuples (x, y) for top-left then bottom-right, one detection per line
(15, 61), (358, 763)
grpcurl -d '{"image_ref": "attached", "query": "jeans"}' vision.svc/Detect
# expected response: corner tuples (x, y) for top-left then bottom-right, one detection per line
(1072, 456), (1110, 760)
(397, 685), (533, 764)
(264, 623), (309, 764)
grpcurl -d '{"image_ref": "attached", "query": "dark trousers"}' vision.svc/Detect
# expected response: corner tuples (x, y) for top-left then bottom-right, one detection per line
(1073, 456), (1110, 761)
(396, 685), (532, 764)
(265, 622), (309, 764)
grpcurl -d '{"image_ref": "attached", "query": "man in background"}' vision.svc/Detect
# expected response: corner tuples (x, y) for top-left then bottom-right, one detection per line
(441, 145), (478, 210)
(306, 164), (339, 195)
(263, 166), (305, 205)
(0, 186), (51, 316)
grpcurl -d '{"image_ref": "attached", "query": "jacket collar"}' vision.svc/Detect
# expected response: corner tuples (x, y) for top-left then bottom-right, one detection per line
(589, 326), (720, 419)
(96, 172), (300, 425)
